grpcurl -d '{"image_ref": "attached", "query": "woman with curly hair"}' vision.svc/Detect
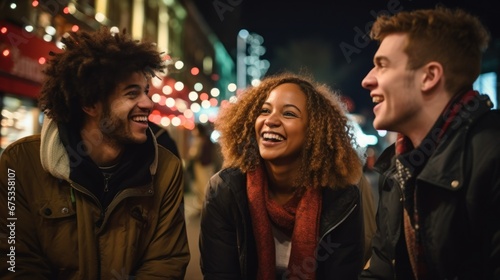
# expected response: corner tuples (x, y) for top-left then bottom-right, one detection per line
(199, 72), (365, 279)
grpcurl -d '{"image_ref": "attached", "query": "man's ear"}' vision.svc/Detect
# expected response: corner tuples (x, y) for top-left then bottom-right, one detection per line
(421, 61), (443, 92)
(82, 102), (101, 117)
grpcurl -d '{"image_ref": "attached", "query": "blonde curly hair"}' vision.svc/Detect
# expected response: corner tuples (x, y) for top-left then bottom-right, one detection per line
(215, 72), (363, 189)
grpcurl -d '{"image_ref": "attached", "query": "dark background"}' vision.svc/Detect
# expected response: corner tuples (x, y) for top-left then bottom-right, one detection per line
(191, 0), (499, 115)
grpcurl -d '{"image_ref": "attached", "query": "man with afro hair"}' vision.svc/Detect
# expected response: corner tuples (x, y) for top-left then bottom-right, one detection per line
(0, 27), (189, 279)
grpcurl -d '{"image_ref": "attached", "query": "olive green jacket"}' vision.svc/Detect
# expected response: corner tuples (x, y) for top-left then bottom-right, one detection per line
(0, 118), (189, 279)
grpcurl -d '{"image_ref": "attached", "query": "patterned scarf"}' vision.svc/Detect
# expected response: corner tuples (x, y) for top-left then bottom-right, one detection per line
(247, 165), (322, 280)
(395, 89), (479, 279)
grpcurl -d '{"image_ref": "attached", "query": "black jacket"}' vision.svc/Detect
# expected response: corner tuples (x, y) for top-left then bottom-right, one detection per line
(361, 95), (500, 279)
(200, 167), (364, 280)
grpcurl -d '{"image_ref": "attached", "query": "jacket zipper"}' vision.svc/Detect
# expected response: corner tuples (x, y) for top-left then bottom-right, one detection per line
(103, 173), (111, 193)
(69, 182), (104, 280)
(382, 168), (404, 273)
(69, 181), (154, 279)
(319, 203), (357, 241)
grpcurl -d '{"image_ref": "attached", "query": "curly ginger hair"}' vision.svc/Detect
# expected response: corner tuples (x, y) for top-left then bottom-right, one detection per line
(38, 27), (165, 127)
(215, 72), (363, 189)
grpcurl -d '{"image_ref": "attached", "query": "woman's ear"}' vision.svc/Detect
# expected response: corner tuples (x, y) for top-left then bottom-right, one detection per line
(421, 61), (443, 92)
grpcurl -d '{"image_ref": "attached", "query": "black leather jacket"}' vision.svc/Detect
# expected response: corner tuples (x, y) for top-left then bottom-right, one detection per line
(200, 168), (364, 279)
(361, 95), (500, 279)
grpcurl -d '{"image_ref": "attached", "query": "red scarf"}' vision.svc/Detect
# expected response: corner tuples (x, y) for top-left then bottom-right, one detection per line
(397, 90), (479, 279)
(247, 165), (322, 280)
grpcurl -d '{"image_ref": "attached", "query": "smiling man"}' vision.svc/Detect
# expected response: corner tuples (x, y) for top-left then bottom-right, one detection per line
(360, 7), (500, 280)
(0, 28), (189, 279)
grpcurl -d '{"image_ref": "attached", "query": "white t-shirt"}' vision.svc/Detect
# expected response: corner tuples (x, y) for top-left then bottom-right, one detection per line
(272, 225), (292, 276)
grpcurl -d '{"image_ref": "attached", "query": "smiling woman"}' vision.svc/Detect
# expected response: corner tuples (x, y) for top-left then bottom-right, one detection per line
(199, 72), (366, 279)
(254, 83), (308, 174)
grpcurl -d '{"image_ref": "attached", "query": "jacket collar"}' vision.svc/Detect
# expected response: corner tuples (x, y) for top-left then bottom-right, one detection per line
(374, 94), (494, 190)
(418, 94), (492, 190)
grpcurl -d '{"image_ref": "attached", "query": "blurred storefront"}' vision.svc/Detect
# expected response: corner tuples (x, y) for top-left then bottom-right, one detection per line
(0, 0), (237, 158)
(0, 20), (60, 151)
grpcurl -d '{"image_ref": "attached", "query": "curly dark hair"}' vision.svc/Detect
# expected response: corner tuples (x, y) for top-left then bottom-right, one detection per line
(215, 72), (363, 189)
(38, 27), (165, 126)
(370, 6), (490, 95)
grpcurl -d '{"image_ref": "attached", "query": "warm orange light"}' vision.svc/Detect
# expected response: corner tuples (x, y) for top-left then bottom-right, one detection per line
(2, 49), (10, 57)
(38, 57), (46, 64)
(149, 114), (161, 123)
(71, 25), (79, 32)
(158, 96), (166, 106)
(177, 115), (186, 125)
(190, 67), (199, 75)
(183, 121), (195, 130)
(209, 98), (218, 107)
(200, 93), (209, 101)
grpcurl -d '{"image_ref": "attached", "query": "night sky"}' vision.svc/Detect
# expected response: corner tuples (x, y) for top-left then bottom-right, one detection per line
(192, 0), (500, 115)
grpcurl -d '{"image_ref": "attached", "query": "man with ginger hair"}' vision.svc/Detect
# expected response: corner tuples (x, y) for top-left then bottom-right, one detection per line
(360, 7), (500, 279)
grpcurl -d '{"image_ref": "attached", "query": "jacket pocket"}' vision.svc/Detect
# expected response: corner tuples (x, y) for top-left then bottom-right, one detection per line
(38, 199), (76, 219)
(36, 198), (79, 272)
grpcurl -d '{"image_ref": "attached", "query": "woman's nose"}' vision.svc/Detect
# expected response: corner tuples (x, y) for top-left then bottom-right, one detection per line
(264, 113), (280, 127)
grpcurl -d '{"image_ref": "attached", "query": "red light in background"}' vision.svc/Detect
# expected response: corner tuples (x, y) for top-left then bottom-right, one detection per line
(200, 93), (209, 101)
(340, 96), (355, 113)
(209, 98), (218, 107)
(184, 121), (195, 130)
(158, 96), (166, 106)
(149, 114), (161, 123)
(190, 67), (199, 75)
(0, 27), (7, 34)
(38, 57), (46, 64)
(32, 1), (39, 7)
(2, 49), (10, 57)
(178, 115), (186, 124)
(71, 25), (79, 32)
(63, 7), (70, 14)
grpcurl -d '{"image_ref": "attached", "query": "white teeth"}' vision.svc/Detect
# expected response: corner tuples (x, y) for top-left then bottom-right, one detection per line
(132, 116), (148, 122)
(263, 132), (284, 141)
(372, 96), (384, 103)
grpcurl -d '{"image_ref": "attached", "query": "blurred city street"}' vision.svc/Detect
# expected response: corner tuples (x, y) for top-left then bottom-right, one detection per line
(184, 192), (203, 280)
(1, 1), (498, 279)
